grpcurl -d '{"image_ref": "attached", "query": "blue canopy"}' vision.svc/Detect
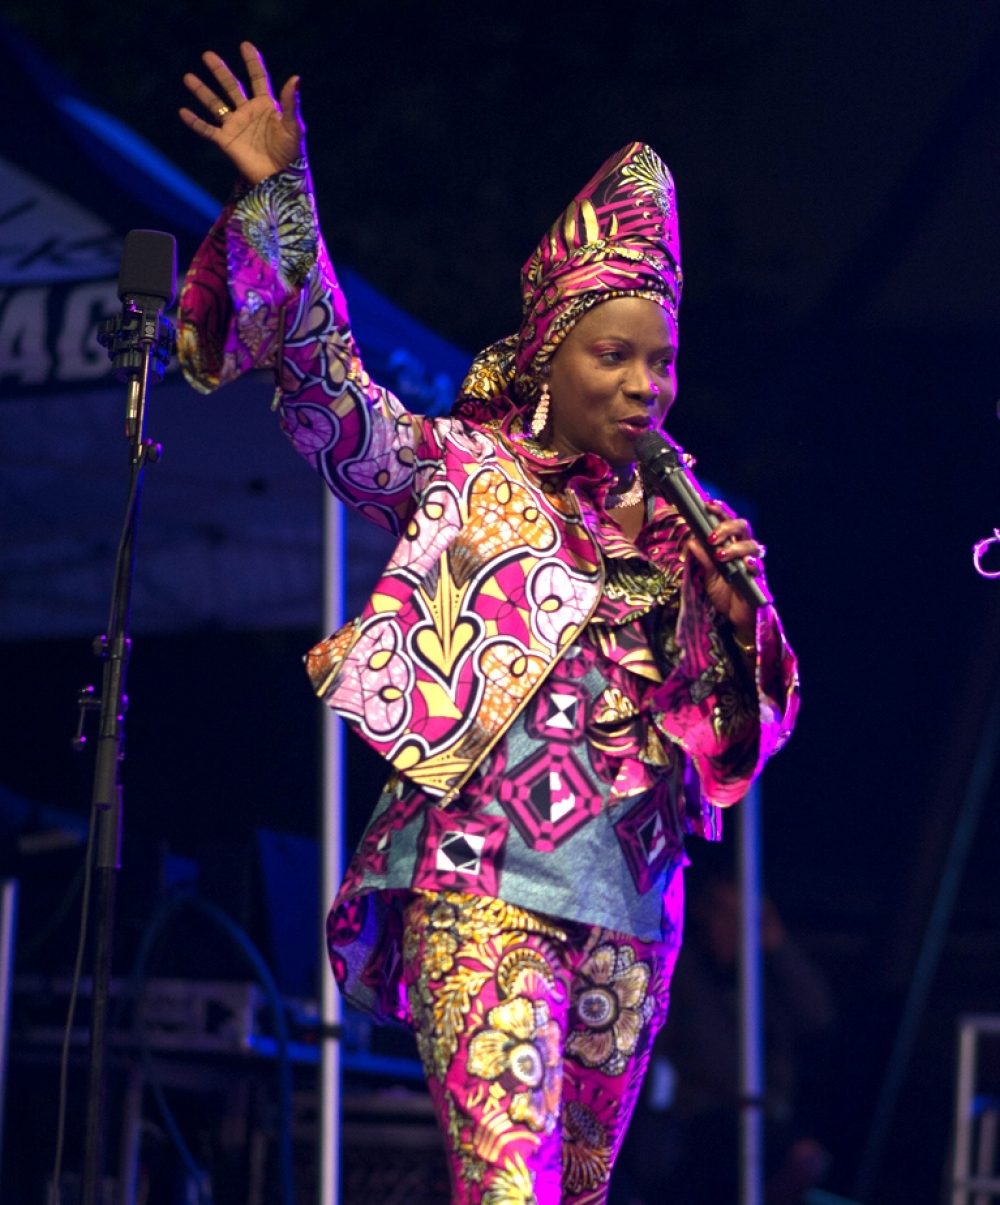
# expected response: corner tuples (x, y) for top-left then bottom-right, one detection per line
(0, 20), (469, 636)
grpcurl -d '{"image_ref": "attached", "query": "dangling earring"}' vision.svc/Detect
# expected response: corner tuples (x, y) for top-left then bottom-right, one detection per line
(531, 381), (551, 438)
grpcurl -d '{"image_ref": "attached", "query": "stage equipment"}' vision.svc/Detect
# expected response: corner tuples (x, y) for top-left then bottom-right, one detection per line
(58, 230), (176, 1205)
(950, 1014), (1000, 1204)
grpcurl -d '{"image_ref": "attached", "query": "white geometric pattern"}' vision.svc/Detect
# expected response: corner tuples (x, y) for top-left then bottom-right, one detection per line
(545, 691), (579, 731)
(436, 830), (486, 875)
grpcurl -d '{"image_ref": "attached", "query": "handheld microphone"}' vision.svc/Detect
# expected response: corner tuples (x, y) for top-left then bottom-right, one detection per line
(635, 429), (772, 608)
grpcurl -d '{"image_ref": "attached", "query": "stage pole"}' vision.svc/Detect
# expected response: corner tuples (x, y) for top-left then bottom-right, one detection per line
(738, 781), (764, 1205)
(0, 879), (18, 1190)
(319, 490), (345, 1205)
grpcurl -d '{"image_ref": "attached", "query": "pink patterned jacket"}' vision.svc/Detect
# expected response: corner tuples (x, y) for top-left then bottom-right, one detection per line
(177, 160), (799, 814)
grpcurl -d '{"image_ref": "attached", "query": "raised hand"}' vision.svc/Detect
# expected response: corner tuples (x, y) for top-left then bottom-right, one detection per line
(180, 41), (304, 184)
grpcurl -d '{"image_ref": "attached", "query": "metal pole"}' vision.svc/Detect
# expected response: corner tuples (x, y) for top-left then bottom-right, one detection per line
(319, 491), (344, 1205)
(0, 879), (18, 1190)
(738, 782), (764, 1205)
(951, 1015), (1000, 1205)
(952, 1017), (977, 1205)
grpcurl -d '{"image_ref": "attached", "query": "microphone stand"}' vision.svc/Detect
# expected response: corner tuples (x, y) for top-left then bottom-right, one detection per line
(74, 284), (173, 1205)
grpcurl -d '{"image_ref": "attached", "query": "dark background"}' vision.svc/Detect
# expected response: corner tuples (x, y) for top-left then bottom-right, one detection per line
(3, 2), (1000, 1202)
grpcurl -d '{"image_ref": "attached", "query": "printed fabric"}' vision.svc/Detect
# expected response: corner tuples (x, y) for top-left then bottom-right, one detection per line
(456, 140), (683, 412)
(400, 888), (682, 1204)
(177, 158), (800, 1022)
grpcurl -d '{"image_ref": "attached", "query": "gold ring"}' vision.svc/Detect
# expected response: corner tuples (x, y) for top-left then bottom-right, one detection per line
(216, 104), (231, 118)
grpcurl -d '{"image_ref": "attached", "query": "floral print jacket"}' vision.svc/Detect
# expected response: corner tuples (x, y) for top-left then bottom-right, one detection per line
(177, 158), (799, 815)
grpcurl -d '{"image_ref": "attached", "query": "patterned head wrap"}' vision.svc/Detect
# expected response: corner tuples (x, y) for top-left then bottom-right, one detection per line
(455, 141), (682, 420)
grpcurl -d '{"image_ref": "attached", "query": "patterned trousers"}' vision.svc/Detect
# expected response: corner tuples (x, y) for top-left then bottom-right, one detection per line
(401, 883), (684, 1204)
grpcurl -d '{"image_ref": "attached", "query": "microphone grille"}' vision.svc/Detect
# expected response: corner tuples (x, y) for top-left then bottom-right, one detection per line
(635, 430), (669, 465)
(117, 230), (177, 306)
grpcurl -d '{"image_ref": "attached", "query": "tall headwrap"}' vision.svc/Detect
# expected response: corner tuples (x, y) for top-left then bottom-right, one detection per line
(455, 141), (682, 422)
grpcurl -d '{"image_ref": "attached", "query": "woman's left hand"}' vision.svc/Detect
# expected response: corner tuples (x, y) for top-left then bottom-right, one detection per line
(684, 501), (769, 643)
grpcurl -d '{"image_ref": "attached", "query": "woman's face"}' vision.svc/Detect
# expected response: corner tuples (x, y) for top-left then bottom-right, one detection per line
(545, 296), (678, 469)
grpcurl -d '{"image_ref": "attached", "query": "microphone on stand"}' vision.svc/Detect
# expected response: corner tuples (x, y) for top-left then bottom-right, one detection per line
(635, 429), (773, 609)
(99, 230), (177, 439)
(74, 229), (177, 1205)
(117, 228), (177, 312)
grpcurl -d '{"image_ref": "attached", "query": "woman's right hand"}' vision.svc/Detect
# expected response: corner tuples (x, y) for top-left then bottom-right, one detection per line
(180, 41), (304, 185)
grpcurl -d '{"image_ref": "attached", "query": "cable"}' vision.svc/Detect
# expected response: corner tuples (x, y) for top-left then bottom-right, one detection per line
(123, 889), (296, 1205)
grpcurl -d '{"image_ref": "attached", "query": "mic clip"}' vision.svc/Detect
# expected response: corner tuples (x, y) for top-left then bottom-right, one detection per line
(97, 300), (175, 385)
